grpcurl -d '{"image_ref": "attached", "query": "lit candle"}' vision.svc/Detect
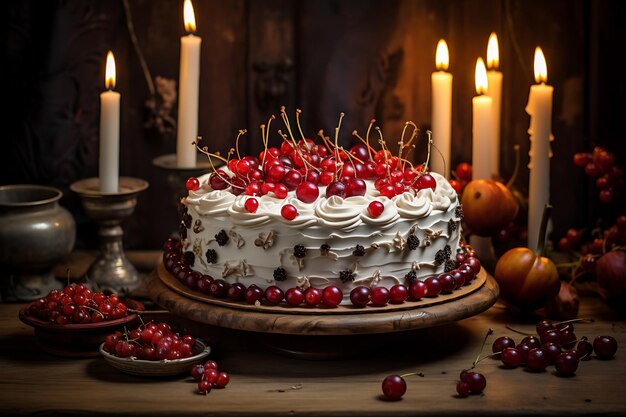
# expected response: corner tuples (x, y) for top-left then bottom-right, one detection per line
(176, 0), (201, 168)
(527, 47), (553, 250)
(430, 39), (453, 177)
(472, 58), (493, 180)
(99, 51), (120, 193)
(486, 33), (503, 176)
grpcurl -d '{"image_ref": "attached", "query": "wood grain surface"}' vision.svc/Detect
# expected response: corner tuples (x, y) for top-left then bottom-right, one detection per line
(1, 297), (625, 416)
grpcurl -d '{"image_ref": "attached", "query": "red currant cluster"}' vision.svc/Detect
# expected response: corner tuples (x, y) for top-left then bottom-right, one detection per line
(187, 111), (447, 219)
(163, 238), (482, 309)
(191, 360), (230, 395)
(573, 146), (623, 203)
(24, 284), (128, 325)
(449, 162), (472, 194)
(558, 215), (626, 256)
(103, 321), (197, 360)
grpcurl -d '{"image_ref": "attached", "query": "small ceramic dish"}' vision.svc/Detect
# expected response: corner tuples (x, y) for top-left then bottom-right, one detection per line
(99, 340), (211, 376)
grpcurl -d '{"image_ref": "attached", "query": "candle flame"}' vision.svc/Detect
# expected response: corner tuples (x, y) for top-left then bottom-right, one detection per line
(184, 0), (197, 33)
(475, 57), (488, 95)
(487, 33), (499, 69)
(105, 51), (116, 90)
(435, 39), (449, 70)
(534, 47), (547, 83)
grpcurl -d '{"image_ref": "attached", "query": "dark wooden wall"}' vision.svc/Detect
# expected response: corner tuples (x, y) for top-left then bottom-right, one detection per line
(2, 0), (625, 250)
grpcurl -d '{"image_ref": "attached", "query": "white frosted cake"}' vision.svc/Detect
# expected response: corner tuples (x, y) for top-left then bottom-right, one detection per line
(163, 116), (479, 307)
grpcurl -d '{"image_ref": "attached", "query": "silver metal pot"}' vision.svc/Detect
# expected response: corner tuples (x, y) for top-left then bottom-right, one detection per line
(0, 185), (76, 301)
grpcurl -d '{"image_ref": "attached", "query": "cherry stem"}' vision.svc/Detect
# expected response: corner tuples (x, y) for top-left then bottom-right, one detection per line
(235, 129), (247, 160)
(399, 371), (425, 379)
(536, 204), (552, 257)
(366, 119), (376, 156)
(505, 324), (534, 336)
(471, 328), (494, 369)
(83, 305), (104, 318)
(423, 131), (433, 173)
(555, 317), (595, 326)
(506, 144), (521, 188)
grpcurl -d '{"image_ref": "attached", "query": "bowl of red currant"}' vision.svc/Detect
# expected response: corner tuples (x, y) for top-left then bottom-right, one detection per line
(19, 283), (143, 357)
(99, 321), (211, 377)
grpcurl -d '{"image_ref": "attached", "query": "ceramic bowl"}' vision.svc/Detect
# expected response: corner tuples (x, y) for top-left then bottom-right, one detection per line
(99, 340), (211, 377)
(18, 299), (143, 357)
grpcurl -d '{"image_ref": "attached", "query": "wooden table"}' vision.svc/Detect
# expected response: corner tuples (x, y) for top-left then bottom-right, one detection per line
(1, 290), (625, 416)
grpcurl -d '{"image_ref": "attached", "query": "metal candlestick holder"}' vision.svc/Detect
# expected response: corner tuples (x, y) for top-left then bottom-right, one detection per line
(70, 177), (149, 294)
(152, 154), (216, 237)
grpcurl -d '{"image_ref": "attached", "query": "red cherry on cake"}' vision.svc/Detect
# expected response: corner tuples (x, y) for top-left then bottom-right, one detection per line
(326, 181), (346, 198)
(186, 177), (200, 191)
(322, 286), (342, 307)
(244, 198), (259, 213)
(367, 201), (384, 218)
(267, 164), (286, 182)
(283, 169), (303, 190)
(209, 170), (230, 190)
(409, 280), (427, 300)
(349, 286), (371, 307)
(296, 181), (319, 203)
(236, 159), (251, 175)
(346, 178), (366, 197)
(320, 170), (334, 185)
(370, 286), (390, 306)
(274, 183), (288, 199)
(264, 286), (284, 305)
(389, 284), (408, 303)
(281, 204), (298, 220)
(416, 174), (437, 191)
(304, 287), (322, 306)
(285, 287), (305, 306)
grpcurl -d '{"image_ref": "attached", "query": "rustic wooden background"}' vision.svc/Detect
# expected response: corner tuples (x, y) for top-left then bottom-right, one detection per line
(2, 0), (625, 250)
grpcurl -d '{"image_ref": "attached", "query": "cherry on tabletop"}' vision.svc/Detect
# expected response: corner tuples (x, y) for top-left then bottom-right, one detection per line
(304, 287), (322, 306)
(285, 288), (305, 306)
(322, 286), (343, 307)
(492, 336), (516, 354)
(409, 281), (427, 301)
(381, 375), (407, 401)
(389, 284), (408, 304)
(501, 347), (523, 368)
(198, 379), (212, 395)
(526, 348), (549, 371)
(554, 351), (579, 376)
(466, 372), (486, 394)
(593, 335), (618, 359)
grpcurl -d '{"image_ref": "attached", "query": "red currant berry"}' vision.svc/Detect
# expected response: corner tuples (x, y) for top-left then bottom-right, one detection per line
(281, 204), (298, 220)
(244, 198), (259, 213)
(186, 177), (200, 191)
(367, 201), (385, 218)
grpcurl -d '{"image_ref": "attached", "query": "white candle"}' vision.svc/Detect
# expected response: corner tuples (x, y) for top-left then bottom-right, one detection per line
(472, 58), (493, 180)
(99, 51), (120, 193)
(176, 0), (201, 168)
(486, 33), (503, 176)
(527, 47), (553, 250)
(430, 39), (453, 177)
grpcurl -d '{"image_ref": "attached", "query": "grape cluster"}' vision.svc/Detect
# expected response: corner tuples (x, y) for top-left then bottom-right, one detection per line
(191, 360), (230, 395)
(102, 321), (197, 360)
(573, 147), (623, 203)
(24, 284), (128, 325)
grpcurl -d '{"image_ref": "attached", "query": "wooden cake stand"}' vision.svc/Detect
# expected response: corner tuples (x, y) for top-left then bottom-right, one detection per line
(146, 261), (499, 358)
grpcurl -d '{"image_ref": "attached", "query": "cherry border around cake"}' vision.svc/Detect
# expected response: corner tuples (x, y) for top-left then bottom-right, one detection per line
(147, 261), (499, 335)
